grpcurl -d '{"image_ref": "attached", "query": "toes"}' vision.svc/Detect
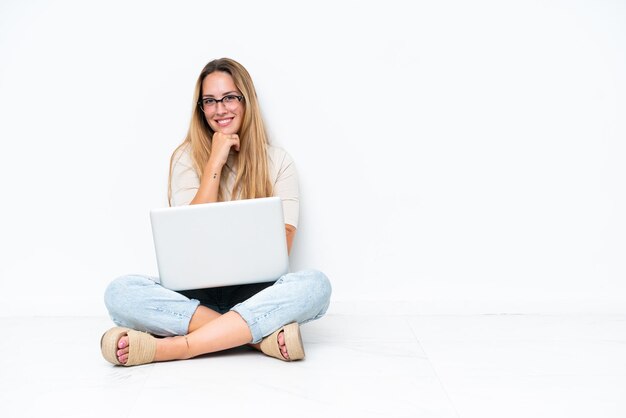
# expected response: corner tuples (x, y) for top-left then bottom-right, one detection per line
(118, 336), (129, 349)
(277, 331), (290, 360)
(117, 335), (129, 364)
(117, 346), (129, 361)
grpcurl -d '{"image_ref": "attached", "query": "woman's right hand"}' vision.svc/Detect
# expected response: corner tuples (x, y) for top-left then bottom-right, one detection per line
(207, 132), (240, 169)
(192, 132), (240, 205)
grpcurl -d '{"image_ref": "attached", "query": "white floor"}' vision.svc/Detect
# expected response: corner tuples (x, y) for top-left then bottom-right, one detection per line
(0, 313), (625, 418)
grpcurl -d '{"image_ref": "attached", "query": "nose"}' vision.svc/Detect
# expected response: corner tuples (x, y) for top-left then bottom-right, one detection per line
(214, 101), (228, 114)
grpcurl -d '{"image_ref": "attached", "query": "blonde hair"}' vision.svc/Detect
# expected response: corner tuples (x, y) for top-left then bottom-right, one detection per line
(168, 58), (273, 205)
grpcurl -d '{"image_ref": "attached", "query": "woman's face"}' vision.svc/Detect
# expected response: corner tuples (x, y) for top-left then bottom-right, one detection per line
(200, 71), (244, 135)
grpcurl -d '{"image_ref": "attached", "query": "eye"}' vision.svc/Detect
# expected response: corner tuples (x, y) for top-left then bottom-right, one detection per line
(202, 98), (216, 105)
(223, 95), (238, 103)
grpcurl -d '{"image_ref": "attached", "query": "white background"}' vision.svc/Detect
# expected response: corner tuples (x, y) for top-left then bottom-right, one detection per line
(0, 0), (624, 316)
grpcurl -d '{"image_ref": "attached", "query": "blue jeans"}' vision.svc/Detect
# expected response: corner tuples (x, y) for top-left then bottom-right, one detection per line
(104, 269), (331, 344)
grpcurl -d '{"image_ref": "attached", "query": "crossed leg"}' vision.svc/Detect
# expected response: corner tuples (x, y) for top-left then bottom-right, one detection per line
(114, 305), (290, 364)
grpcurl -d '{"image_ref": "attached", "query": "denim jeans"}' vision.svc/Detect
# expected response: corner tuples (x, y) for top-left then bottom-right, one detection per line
(104, 269), (331, 343)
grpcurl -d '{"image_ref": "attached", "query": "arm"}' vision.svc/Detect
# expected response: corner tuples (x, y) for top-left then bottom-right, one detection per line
(271, 148), (299, 254)
(190, 160), (223, 204)
(190, 133), (240, 205)
(286, 224), (296, 255)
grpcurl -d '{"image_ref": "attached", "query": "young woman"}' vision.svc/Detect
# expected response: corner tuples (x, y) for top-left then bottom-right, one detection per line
(100, 58), (331, 366)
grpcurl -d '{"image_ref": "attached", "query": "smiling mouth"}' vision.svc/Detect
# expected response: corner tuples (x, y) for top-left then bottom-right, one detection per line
(215, 118), (233, 126)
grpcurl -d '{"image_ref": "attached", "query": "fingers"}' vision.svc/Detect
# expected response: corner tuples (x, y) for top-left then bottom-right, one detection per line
(213, 132), (240, 151)
(208, 133), (240, 168)
(227, 134), (240, 151)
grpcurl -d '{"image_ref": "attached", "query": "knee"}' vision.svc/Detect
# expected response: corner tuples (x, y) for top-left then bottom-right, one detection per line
(300, 269), (332, 307)
(104, 274), (153, 316)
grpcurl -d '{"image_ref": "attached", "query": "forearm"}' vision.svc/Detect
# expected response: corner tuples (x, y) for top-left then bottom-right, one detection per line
(190, 163), (222, 205)
(286, 224), (296, 255)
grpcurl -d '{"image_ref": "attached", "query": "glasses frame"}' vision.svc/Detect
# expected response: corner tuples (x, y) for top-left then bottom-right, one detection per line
(197, 94), (244, 113)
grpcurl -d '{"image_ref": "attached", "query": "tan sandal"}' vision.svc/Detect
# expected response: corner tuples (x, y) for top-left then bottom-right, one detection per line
(100, 327), (157, 366)
(259, 322), (305, 361)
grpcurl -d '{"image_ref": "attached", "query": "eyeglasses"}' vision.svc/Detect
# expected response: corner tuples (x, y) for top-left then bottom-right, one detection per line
(197, 94), (244, 112)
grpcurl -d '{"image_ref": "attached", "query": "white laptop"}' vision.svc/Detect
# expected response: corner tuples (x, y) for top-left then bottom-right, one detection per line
(150, 196), (289, 290)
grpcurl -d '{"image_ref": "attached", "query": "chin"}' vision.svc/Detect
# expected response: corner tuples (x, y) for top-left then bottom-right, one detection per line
(212, 126), (240, 135)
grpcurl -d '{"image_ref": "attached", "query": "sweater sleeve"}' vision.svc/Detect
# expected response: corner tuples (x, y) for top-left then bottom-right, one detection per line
(270, 147), (300, 228)
(170, 145), (200, 207)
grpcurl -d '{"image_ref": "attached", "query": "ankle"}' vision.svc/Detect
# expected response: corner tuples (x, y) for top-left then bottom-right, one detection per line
(154, 336), (192, 361)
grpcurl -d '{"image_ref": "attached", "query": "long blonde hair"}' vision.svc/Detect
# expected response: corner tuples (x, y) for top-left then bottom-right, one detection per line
(168, 58), (273, 205)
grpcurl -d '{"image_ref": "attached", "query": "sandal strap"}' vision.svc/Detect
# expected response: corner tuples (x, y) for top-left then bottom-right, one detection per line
(259, 322), (305, 361)
(259, 328), (284, 360)
(125, 330), (157, 366)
